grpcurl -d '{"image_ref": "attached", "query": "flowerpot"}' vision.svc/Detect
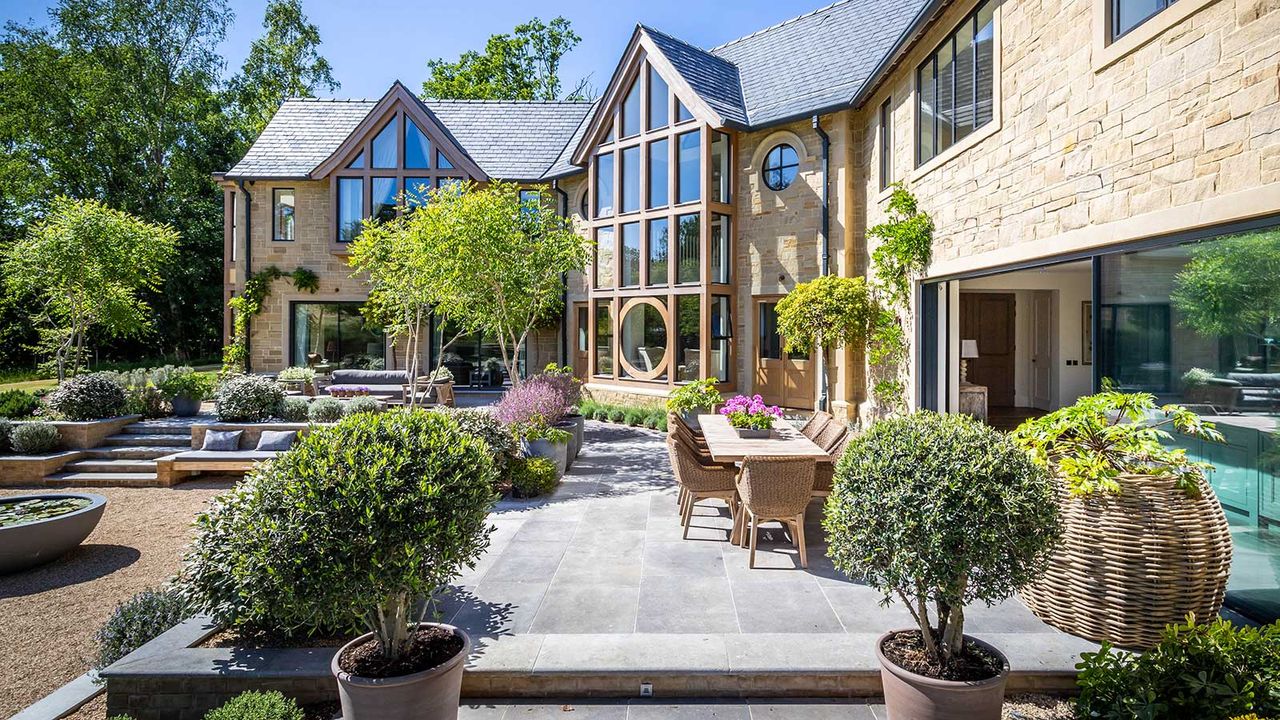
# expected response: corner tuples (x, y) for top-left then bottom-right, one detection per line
(170, 395), (202, 417)
(554, 419), (579, 467)
(1020, 473), (1231, 649)
(566, 413), (585, 457)
(522, 438), (568, 477)
(332, 623), (471, 720)
(876, 631), (1009, 720)
(733, 427), (771, 439)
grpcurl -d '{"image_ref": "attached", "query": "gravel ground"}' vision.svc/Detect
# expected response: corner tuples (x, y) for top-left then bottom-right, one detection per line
(0, 481), (233, 718)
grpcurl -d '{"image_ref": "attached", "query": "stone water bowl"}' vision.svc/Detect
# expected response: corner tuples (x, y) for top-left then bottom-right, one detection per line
(0, 493), (107, 574)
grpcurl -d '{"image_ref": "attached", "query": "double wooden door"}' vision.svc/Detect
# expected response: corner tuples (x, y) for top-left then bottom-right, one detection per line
(754, 297), (814, 410)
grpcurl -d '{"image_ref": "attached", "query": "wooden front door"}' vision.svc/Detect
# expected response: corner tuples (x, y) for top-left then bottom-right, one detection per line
(960, 293), (1016, 406)
(572, 303), (589, 380)
(754, 297), (815, 410)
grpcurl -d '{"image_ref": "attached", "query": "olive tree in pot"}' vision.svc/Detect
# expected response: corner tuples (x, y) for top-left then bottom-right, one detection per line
(824, 411), (1060, 720)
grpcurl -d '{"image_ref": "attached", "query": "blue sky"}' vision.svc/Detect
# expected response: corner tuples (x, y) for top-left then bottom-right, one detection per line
(0, 0), (825, 99)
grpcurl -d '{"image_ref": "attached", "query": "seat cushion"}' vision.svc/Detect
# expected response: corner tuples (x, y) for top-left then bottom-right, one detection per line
(255, 430), (297, 451)
(201, 429), (243, 451)
(174, 450), (279, 462)
(330, 369), (409, 386)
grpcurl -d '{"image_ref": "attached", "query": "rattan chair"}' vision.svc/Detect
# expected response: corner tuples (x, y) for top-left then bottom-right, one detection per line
(668, 435), (738, 540)
(811, 417), (847, 451)
(813, 431), (854, 497)
(733, 455), (817, 568)
(800, 412), (832, 441)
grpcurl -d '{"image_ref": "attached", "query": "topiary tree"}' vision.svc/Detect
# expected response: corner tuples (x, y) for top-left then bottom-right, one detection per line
(214, 374), (285, 422)
(46, 373), (128, 420)
(824, 411), (1060, 672)
(774, 275), (878, 412)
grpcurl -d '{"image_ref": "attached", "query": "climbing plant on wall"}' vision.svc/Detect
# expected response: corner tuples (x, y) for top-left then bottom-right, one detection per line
(221, 266), (320, 374)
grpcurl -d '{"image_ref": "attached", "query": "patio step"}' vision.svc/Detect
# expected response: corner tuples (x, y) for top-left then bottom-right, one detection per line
(101, 433), (189, 447)
(122, 422), (194, 436)
(42, 420), (193, 486)
(63, 458), (158, 473)
(45, 471), (162, 487)
(85, 446), (179, 460)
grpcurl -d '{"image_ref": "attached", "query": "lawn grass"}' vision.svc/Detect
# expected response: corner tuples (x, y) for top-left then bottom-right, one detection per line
(0, 377), (57, 393)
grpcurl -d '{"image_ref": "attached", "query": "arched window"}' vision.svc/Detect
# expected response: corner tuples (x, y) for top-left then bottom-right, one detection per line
(762, 144), (799, 191)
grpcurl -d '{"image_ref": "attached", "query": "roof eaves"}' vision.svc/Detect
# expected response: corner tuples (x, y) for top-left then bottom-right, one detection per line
(848, 0), (951, 108)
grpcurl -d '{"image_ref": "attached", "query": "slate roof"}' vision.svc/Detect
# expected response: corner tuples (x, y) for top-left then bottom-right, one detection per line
(421, 99), (595, 181)
(641, 26), (748, 127)
(226, 99), (376, 178)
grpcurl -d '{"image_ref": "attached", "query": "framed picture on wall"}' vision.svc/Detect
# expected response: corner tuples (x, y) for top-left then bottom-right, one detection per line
(1082, 301), (1093, 366)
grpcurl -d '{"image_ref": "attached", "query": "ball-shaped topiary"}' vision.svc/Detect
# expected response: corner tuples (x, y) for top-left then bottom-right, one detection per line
(11, 422), (60, 454)
(341, 395), (382, 416)
(179, 409), (497, 660)
(306, 397), (343, 423)
(824, 410), (1060, 671)
(509, 456), (559, 498)
(203, 691), (303, 720)
(278, 397), (310, 423)
(214, 374), (284, 422)
(46, 373), (128, 420)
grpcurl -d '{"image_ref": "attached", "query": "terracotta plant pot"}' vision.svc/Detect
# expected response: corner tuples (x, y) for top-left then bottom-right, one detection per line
(332, 623), (471, 720)
(876, 631), (1009, 720)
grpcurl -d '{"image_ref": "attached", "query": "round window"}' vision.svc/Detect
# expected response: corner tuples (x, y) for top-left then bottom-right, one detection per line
(619, 298), (668, 380)
(762, 143), (799, 191)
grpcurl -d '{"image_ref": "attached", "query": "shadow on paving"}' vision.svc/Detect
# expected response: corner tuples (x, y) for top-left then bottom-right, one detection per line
(0, 544), (140, 599)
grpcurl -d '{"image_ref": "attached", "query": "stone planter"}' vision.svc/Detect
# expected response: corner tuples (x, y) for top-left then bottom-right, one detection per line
(733, 427), (771, 439)
(332, 624), (471, 720)
(170, 395), (202, 417)
(0, 450), (83, 486)
(37, 415), (140, 449)
(522, 437), (568, 477)
(877, 631), (1009, 720)
(0, 492), (107, 573)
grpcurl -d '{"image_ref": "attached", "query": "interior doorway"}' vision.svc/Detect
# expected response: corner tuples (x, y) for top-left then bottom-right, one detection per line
(960, 293), (1016, 405)
(754, 297), (814, 410)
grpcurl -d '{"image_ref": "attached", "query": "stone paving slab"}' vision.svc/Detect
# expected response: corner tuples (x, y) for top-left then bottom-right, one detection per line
(463, 699), (887, 719)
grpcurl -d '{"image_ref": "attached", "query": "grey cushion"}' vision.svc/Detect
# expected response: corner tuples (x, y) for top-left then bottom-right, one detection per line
(327, 384), (402, 397)
(1227, 373), (1280, 389)
(255, 430), (297, 451)
(201, 430), (243, 451)
(174, 450), (280, 462)
(330, 369), (408, 385)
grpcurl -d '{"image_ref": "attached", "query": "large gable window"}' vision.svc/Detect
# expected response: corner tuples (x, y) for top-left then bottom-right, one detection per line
(916, 0), (994, 166)
(405, 118), (430, 169)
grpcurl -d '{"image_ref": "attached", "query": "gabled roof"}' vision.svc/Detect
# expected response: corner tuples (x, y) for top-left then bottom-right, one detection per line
(226, 99), (376, 179)
(641, 26), (747, 127)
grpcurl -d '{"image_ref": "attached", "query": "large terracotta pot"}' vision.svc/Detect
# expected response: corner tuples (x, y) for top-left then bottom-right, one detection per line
(332, 623), (471, 720)
(877, 631), (1009, 720)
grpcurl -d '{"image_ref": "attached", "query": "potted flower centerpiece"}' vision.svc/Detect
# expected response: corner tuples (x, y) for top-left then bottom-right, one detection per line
(825, 411), (1060, 719)
(276, 366), (318, 396)
(157, 369), (215, 417)
(665, 379), (722, 431)
(720, 394), (781, 438)
(1012, 391), (1233, 648)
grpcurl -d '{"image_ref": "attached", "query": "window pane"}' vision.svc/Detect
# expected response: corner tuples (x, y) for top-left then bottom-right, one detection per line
(372, 177), (397, 223)
(677, 213), (700, 284)
(621, 222), (640, 287)
(595, 303), (613, 376)
(595, 227), (615, 289)
(648, 218), (669, 287)
(975, 1), (995, 128)
(710, 131), (730, 204)
(621, 145), (640, 213)
(405, 178), (432, 207)
(879, 99), (893, 191)
(347, 151), (365, 169)
(405, 118), (430, 169)
(595, 152), (614, 218)
(604, 120), (615, 144)
(648, 139), (669, 208)
(1115, 0), (1165, 37)
(677, 130), (701, 204)
(621, 78), (641, 137)
(936, 40), (954, 154)
(711, 214), (730, 284)
(918, 60), (936, 164)
(437, 177), (463, 194)
(338, 177), (363, 242)
(675, 295), (700, 382)
(711, 295), (731, 382)
(292, 303), (385, 369)
(372, 117), (397, 169)
(647, 64), (669, 130)
(273, 189), (295, 241)
(676, 98), (693, 123)
(953, 19), (975, 142)
(620, 300), (667, 379)
(437, 150), (455, 169)
(759, 302), (781, 360)
(577, 306), (588, 352)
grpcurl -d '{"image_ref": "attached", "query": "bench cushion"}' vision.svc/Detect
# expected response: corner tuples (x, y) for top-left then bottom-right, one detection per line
(255, 430), (297, 451)
(330, 369), (409, 386)
(201, 430), (243, 451)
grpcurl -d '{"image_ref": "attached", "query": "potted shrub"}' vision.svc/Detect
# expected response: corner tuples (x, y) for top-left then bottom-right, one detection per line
(494, 380), (571, 476)
(514, 420), (571, 477)
(666, 379), (722, 431)
(276, 366), (318, 396)
(825, 411), (1060, 719)
(1012, 391), (1233, 648)
(719, 394), (781, 438)
(537, 365), (584, 461)
(158, 370), (214, 417)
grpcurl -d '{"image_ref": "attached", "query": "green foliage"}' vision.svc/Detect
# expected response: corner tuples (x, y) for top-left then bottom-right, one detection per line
(0, 419), (10, 452)
(223, 266), (318, 374)
(92, 586), (189, 672)
(124, 385), (168, 418)
(1170, 228), (1280, 339)
(279, 397), (309, 423)
(0, 389), (41, 419)
(1075, 615), (1280, 720)
(214, 374), (284, 422)
(509, 455), (559, 498)
(825, 411), (1059, 669)
(204, 691), (303, 720)
(666, 379), (722, 416)
(607, 407), (626, 423)
(46, 373), (128, 420)
(579, 399), (666, 430)
(2, 198), (179, 380)
(434, 407), (516, 475)
(422, 17), (588, 100)
(1181, 367), (1217, 388)
(342, 396), (382, 416)
(306, 396), (343, 423)
(226, 0), (338, 138)
(1011, 391), (1224, 496)
(275, 366), (316, 383)
(514, 420), (571, 444)
(157, 369), (215, 401)
(179, 410), (497, 659)
(774, 275), (878, 356)
(11, 421), (61, 454)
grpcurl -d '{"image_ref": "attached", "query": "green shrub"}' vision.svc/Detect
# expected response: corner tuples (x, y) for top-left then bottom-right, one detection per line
(437, 407), (515, 462)
(124, 386), (168, 419)
(509, 455), (558, 498)
(179, 410), (497, 655)
(203, 691), (303, 720)
(825, 411), (1059, 672)
(623, 408), (645, 426)
(215, 374), (284, 422)
(0, 389), (41, 419)
(666, 378), (721, 415)
(607, 407), (625, 423)
(341, 396), (382, 416)
(92, 587), (189, 671)
(279, 397), (310, 423)
(1075, 615), (1280, 719)
(157, 369), (214, 401)
(11, 422), (59, 454)
(46, 373), (128, 420)
(307, 397), (343, 423)
(0, 418), (9, 452)
(275, 366), (316, 383)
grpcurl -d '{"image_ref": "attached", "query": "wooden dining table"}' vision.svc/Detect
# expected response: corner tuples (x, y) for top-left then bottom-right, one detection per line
(697, 414), (831, 464)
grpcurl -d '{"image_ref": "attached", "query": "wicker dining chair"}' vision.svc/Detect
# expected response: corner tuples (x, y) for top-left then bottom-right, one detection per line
(733, 456), (818, 568)
(813, 431), (854, 497)
(800, 412), (833, 441)
(811, 418), (847, 451)
(668, 435), (738, 540)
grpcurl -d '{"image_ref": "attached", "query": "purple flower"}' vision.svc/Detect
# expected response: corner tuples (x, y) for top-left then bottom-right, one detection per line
(719, 394), (782, 430)
(494, 380), (568, 427)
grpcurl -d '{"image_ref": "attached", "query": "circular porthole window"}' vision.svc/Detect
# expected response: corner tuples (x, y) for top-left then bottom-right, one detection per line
(762, 143), (800, 191)
(618, 298), (669, 381)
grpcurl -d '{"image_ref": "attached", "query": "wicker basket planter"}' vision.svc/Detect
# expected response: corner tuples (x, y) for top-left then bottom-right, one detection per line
(1020, 473), (1232, 649)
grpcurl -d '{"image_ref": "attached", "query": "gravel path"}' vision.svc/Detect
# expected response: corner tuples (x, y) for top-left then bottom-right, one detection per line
(0, 481), (233, 718)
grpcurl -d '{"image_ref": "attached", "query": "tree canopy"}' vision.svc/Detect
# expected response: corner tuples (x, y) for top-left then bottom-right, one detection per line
(1171, 228), (1280, 339)
(422, 17), (590, 100)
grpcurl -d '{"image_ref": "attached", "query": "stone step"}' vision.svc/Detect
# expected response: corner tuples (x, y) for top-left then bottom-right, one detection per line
(122, 423), (193, 436)
(64, 458), (157, 473)
(45, 471), (162, 488)
(102, 433), (189, 447)
(86, 446), (179, 460)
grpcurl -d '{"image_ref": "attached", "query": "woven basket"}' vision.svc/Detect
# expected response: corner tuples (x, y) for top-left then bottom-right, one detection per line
(1020, 473), (1232, 650)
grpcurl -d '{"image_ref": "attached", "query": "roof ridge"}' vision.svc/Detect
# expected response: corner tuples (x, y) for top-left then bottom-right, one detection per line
(422, 98), (595, 105)
(710, 0), (858, 51)
(283, 97), (378, 104)
(641, 24), (720, 58)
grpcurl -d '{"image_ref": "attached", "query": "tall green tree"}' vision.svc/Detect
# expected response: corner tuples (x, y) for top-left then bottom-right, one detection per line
(228, 0), (339, 139)
(2, 198), (178, 381)
(422, 17), (590, 100)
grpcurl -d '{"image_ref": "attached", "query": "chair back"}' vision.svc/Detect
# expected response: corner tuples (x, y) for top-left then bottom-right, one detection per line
(737, 455), (816, 518)
(435, 381), (456, 408)
(671, 434), (736, 491)
(826, 429), (854, 461)
(812, 418), (847, 451)
(800, 412), (833, 440)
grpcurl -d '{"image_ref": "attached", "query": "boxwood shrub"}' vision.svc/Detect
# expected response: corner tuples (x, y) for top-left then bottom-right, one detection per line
(11, 422), (59, 454)
(509, 455), (559, 498)
(203, 691), (303, 720)
(341, 395), (382, 416)
(215, 374), (284, 422)
(279, 397), (309, 423)
(92, 587), (190, 671)
(46, 373), (127, 420)
(306, 397), (343, 423)
(0, 389), (41, 419)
